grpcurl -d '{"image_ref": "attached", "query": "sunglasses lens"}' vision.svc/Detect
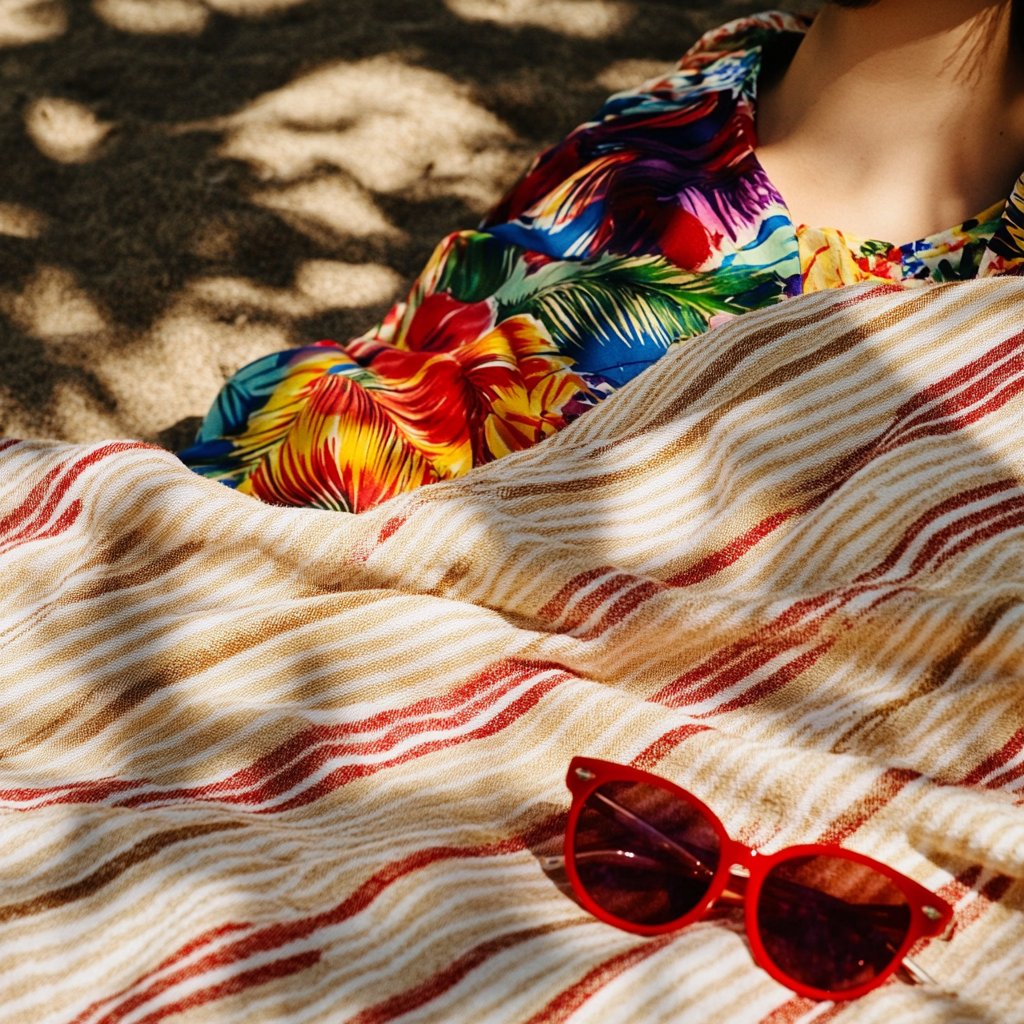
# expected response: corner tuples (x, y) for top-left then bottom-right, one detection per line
(756, 854), (912, 993)
(571, 780), (721, 927)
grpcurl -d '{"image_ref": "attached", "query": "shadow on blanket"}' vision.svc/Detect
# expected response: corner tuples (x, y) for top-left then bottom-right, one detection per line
(0, 281), (1021, 1022)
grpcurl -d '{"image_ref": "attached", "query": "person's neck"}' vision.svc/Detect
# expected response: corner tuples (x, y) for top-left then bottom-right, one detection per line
(756, 0), (1024, 242)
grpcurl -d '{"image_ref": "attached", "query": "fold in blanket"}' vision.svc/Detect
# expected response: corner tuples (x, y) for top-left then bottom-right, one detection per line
(1, 281), (1023, 1022)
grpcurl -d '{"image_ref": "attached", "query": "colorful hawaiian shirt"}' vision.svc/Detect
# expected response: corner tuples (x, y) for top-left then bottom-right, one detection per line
(180, 10), (1024, 512)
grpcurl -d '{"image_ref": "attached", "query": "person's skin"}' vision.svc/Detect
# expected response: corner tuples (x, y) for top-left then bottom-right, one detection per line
(756, 0), (1024, 243)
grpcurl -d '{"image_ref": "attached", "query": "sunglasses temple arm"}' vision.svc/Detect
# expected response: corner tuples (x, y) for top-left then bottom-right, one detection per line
(541, 851), (722, 875)
(589, 791), (716, 878)
(901, 956), (939, 986)
(541, 795), (713, 878)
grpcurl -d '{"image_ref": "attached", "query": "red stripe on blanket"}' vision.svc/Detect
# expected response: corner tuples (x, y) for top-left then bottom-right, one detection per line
(667, 509), (800, 588)
(941, 870), (1014, 941)
(891, 334), (1024, 441)
(803, 330), (1024, 510)
(815, 768), (921, 846)
(755, 997), (840, 1024)
(0, 442), (152, 554)
(652, 595), (835, 708)
(70, 814), (567, 1024)
(652, 480), (1024, 713)
(341, 923), (581, 1024)
(695, 640), (837, 718)
(537, 566), (617, 623)
(224, 657), (565, 795)
(960, 723), (1024, 789)
(651, 599), (841, 709)
(377, 514), (408, 544)
(0, 463), (69, 547)
(630, 724), (711, 770)
(4, 659), (572, 812)
(960, 726), (1024, 787)
(268, 673), (568, 813)
(658, 334), (1024, 595)
(935, 503), (1024, 572)
(69, 922), (256, 1024)
(854, 480), (1021, 583)
(560, 574), (636, 633)
(96, 952), (322, 1024)
(522, 935), (677, 1024)
(573, 579), (670, 640)
(889, 494), (1024, 583)
(0, 777), (151, 804)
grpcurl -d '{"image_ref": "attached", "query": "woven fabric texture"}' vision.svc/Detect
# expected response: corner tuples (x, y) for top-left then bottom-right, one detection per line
(1, 279), (1023, 1023)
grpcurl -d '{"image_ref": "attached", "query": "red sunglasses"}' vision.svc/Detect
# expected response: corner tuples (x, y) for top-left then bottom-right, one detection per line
(546, 757), (953, 1001)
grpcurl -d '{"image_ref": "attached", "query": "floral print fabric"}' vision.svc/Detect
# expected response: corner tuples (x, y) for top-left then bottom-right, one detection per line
(181, 10), (1024, 512)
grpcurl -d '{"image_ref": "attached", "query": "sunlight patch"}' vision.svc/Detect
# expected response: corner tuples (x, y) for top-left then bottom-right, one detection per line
(444, 0), (633, 39)
(194, 55), (524, 212)
(189, 261), (402, 319)
(0, 266), (107, 339)
(92, 0), (209, 35)
(596, 58), (676, 93)
(44, 380), (125, 443)
(204, 0), (312, 14)
(252, 175), (401, 244)
(25, 97), (112, 164)
(295, 260), (402, 309)
(99, 309), (249, 429)
(0, 202), (47, 239)
(0, 0), (66, 47)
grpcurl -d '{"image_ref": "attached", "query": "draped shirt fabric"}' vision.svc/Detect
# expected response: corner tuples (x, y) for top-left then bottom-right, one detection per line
(180, 10), (1024, 512)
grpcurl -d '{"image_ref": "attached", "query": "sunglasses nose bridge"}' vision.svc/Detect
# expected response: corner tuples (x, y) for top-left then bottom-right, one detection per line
(723, 838), (758, 875)
(713, 841), (757, 905)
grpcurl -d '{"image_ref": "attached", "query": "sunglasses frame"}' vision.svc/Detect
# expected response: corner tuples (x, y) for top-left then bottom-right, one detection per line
(563, 757), (954, 1001)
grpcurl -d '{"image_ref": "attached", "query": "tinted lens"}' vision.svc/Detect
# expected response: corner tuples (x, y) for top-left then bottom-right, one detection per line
(571, 780), (721, 926)
(757, 854), (912, 993)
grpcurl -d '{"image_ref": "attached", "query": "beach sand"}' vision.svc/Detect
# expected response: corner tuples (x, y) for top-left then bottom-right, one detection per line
(0, 0), (817, 451)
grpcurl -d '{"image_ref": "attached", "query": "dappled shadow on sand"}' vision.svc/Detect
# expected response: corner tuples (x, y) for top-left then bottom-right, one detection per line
(0, 0), (815, 448)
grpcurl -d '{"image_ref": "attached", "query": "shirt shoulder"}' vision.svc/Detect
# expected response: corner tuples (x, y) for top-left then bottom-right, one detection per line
(680, 11), (813, 70)
(593, 10), (811, 125)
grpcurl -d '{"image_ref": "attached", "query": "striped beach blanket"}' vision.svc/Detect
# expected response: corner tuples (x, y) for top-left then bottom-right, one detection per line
(2, 279), (1023, 1023)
